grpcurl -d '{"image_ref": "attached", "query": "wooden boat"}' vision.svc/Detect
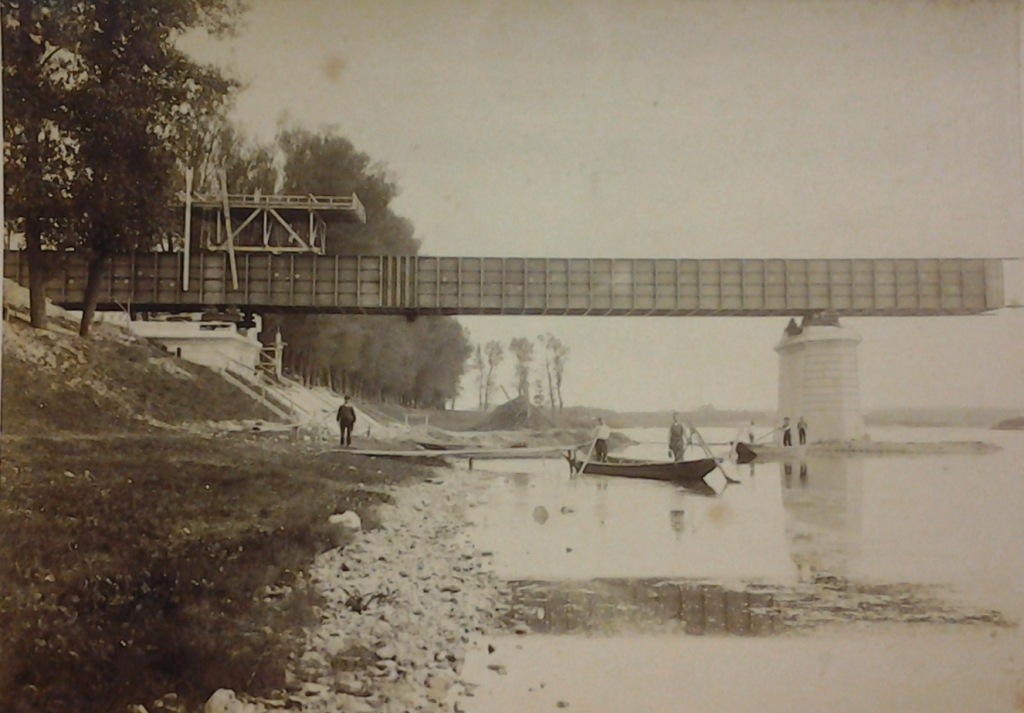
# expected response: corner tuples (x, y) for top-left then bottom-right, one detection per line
(415, 440), (531, 452)
(565, 452), (719, 482)
(734, 441), (806, 463)
(734, 442), (758, 464)
(347, 445), (573, 459)
(415, 441), (471, 451)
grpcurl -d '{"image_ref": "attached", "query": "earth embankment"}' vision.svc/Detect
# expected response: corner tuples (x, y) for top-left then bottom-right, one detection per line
(0, 315), (449, 713)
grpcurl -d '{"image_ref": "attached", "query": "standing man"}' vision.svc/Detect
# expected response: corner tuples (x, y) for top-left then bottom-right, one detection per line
(593, 417), (611, 463)
(668, 412), (686, 462)
(797, 416), (807, 445)
(782, 416), (792, 447)
(337, 395), (357, 448)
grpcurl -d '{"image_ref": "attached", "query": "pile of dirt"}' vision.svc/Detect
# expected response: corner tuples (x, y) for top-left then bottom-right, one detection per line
(1, 318), (279, 434)
(472, 396), (555, 431)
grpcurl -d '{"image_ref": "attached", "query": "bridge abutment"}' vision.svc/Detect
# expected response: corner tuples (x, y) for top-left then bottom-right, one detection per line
(774, 316), (865, 442)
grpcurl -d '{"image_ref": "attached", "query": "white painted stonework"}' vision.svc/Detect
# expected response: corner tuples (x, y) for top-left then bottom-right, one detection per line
(128, 318), (262, 376)
(774, 323), (865, 442)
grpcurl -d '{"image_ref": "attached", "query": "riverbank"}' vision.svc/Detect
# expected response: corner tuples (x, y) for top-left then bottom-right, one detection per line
(0, 314), (468, 712)
(288, 468), (503, 713)
(3, 305), (1014, 712)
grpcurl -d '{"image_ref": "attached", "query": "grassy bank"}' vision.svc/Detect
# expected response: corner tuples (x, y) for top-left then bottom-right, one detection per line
(0, 434), (413, 712)
(0, 318), (437, 712)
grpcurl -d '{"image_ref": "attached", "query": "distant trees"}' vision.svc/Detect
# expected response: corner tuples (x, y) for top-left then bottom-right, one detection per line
(471, 333), (568, 412)
(276, 314), (470, 408)
(3, 0), (241, 333)
(483, 340), (504, 411)
(539, 333), (569, 412)
(508, 337), (534, 400)
(470, 345), (486, 410)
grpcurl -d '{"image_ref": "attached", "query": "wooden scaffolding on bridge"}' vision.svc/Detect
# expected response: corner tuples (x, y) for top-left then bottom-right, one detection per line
(179, 169), (366, 292)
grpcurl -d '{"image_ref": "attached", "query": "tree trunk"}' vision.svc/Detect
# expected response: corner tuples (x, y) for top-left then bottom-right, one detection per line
(17, 0), (48, 328)
(484, 367), (493, 411)
(78, 255), (108, 337)
(546, 362), (556, 414)
(25, 237), (49, 328)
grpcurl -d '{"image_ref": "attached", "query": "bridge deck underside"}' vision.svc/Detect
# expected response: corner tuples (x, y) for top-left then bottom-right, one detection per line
(3, 252), (1003, 316)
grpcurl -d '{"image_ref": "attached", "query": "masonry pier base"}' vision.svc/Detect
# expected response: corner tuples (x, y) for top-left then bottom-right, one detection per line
(775, 315), (865, 443)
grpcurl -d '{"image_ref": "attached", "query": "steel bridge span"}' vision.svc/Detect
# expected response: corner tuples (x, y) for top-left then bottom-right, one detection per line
(2, 251), (1004, 317)
(6, 250), (1005, 442)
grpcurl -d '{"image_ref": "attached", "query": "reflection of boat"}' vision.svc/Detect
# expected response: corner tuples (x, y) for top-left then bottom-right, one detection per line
(674, 478), (719, 497)
(734, 442), (807, 463)
(566, 452), (719, 483)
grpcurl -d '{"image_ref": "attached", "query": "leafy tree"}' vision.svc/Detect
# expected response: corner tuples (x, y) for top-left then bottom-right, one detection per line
(279, 127), (419, 255)
(2, 0), (76, 326)
(262, 127), (471, 408)
(540, 333), (569, 412)
(2, 0), (240, 333)
(483, 340), (504, 411)
(509, 336), (534, 399)
(210, 124), (278, 195)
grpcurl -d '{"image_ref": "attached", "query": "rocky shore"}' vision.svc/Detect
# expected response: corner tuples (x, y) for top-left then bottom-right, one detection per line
(282, 468), (503, 713)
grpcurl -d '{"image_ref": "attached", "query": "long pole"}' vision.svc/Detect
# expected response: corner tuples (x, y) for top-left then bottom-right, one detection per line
(219, 169), (239, 290)
(688, 422), (739, 484)
(182, 167), (192, 291)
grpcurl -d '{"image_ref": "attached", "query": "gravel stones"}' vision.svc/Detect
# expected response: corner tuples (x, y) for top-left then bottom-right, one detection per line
(296, 469), (502, 712)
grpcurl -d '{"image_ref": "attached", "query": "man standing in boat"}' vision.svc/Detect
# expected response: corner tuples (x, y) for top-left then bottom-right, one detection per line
(797, 416), (808, 445)
(593, 417), (611, 462)
(668, 412), (686, 462)
(782, 416), (792, 447)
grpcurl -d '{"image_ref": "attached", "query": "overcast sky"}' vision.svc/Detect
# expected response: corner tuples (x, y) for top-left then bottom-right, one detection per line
(183, 0), (1024, 412)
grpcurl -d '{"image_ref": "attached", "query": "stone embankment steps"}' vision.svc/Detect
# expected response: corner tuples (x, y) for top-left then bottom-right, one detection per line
(219, 369), (294, 421)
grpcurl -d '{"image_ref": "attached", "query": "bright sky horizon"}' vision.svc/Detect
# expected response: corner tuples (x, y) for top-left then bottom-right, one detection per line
(182, 0), (1024, 412)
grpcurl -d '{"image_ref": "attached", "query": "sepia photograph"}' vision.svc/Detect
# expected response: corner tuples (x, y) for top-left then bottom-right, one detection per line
(2, 0), (1024, 711)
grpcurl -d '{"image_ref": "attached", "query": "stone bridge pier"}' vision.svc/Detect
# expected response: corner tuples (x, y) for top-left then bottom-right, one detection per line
(774, 314), (865, 443)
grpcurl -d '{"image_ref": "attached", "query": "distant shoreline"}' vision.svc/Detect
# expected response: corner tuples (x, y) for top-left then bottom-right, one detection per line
(740, 439), (1001, 462)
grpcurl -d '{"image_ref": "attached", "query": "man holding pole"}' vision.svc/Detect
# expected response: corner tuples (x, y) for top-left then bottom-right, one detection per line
(593, 417), (611, 462)
(668, 413), (686, 462)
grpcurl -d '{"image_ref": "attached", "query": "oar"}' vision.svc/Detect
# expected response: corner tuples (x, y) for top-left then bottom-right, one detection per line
(688, 422), (740, 485)
(578, 438), (597, 475)
(569, 437), (597, 475)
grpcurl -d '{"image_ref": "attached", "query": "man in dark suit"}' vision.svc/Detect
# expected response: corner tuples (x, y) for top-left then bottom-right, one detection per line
(337, 396), (357, 447)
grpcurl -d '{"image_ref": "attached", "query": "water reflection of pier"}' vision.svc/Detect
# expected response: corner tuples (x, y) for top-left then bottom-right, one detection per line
(506, 579), (782, 636)
(776, 457), (864, 581)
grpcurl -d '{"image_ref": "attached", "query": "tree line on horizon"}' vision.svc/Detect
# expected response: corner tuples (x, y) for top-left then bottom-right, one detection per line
(468, 333), (569, 413)
(3, 0), (472, 407)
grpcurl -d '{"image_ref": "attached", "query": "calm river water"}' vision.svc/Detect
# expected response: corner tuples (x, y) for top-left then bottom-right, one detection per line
(456, 426), (1024, 712)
